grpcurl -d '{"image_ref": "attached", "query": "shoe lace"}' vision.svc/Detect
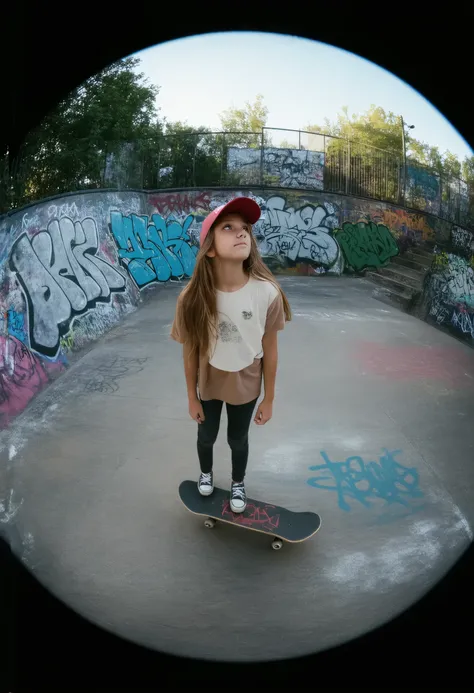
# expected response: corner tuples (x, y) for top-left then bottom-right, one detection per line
(200, 473), (212, 485)
(232, 484), (246, 500)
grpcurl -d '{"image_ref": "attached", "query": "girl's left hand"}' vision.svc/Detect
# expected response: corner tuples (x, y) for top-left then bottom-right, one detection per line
(254, 398), (273, 425)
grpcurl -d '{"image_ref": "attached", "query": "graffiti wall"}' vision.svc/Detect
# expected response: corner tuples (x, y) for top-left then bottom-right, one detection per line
(422, 226), (474, 345)
(0, 190), (211, 428)
(1, 186), (471, 428)
(255, 195), (343, 274)
(227, 148), (324, 190)
(249, 189), (461, 275)
(406, 165), (441, 215)
(109, 211), (198, 287)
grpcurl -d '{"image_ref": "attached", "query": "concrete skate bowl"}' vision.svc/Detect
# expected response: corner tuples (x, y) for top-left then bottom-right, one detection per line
(1, 187), (473, 662)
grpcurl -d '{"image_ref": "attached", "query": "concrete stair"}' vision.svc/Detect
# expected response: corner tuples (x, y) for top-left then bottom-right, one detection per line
(391, 254), (430, 273)
(409, 246), (435, 258)
(365, 243), (433, 313)
(378, 265), (423, 290)
(365, 272), (418, 311)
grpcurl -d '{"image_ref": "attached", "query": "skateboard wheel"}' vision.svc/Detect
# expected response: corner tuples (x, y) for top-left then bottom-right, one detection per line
(272, 539), (283, 550)
(204, 518), (216, 528)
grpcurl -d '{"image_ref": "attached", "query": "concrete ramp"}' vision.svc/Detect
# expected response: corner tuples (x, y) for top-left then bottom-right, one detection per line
(1, 277), (473, 662)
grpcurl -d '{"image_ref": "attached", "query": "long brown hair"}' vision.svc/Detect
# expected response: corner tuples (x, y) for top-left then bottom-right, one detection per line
(180, 221), (292, 358)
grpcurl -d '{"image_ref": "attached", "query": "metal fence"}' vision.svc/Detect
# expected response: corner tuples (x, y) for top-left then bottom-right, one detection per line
(1, 127), (473, 231)
(154, 128), (404, 203)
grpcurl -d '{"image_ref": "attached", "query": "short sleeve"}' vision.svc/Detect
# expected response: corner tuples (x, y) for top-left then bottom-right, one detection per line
(264, 293), (285, 333)
(170, 293), (187, 344)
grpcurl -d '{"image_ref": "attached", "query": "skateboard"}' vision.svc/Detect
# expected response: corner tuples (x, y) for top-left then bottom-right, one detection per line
(178, 480), (321, 550)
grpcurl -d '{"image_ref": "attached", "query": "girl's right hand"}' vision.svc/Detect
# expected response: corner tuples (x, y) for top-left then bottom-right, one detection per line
(189, 397), (205, 424)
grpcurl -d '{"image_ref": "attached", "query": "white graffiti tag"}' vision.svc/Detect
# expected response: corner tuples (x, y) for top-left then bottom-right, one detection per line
(47, 201), (79, 219)
(257, 195), (340, 268)
(451, 226), (473, 254)
(451, 308), (474, 338)
(426, 253), (474, 340)
(430, 254), (474, 308)
(264, 149), (324, 190)
(10, 217), (126, 355)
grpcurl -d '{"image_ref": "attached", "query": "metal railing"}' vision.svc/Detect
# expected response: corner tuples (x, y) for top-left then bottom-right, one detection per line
(1, 128), (473, 230)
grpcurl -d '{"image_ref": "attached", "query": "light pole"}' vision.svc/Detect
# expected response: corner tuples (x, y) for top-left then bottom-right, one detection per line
(400, 116), (415, 204)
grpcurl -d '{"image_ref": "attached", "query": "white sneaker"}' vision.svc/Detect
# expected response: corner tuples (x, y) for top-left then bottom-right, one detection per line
(198, 472), (214, 496)
(230, 482), (247, 512)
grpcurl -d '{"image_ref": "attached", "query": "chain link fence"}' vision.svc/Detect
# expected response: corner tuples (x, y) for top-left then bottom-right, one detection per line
(1, 128), (473, 231)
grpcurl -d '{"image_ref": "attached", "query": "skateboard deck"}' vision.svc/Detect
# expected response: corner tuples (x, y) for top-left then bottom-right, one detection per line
(179, 480), (321, 550)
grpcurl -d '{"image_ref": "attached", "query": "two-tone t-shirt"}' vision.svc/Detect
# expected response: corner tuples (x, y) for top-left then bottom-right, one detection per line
(171, 276), (285, 404)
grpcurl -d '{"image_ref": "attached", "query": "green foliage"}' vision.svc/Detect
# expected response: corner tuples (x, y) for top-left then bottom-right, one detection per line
(307, 105), (403, 154)
(7, 57), (161, 210)
(157, 121), (223, 188)
(462, 155), (474, 184)
(304, 105), (473, 220)
(305, 104), (471, 185)
(304, 107), (402, 201)
(461, 155), (474, 222)
(2, 67), (472, 231)
(218, 94), (270, 148)
(408, 140), (463, 179)
(157, 95), (273, 188)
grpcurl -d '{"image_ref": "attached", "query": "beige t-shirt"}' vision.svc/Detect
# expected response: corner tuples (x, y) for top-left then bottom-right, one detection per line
(170, 277), (286, 405)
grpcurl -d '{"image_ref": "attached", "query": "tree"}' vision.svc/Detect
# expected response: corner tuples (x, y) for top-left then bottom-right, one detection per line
(304, 105), (473, 213)
(461, 155), (474, 225)
(218, 94), (270, 148)
(408, 140), (463, 179)
(305, 105), (472, 182)
(303, 106), (403, 201)
(157, 121), (222, 188)
(8, 57), (161, 209)
(306, 105), (403, 154)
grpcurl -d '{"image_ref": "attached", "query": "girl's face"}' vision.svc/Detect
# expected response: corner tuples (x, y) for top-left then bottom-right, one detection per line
(206, 213), (251, 261)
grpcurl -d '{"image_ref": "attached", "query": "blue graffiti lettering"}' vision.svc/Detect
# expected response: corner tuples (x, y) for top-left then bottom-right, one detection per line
(8, 310), (27, 342)
(110, 211), (198, 288)
(307, 448), (423, 511)
(0, 310), (27, 343)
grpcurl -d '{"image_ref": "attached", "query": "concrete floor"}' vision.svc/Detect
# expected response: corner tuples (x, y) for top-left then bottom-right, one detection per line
(1, 276), (473, 662)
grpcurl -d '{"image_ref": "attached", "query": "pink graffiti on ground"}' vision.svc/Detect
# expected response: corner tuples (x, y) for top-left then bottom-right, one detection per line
(149, 191), (211, 217)
(0, 335), (65, 428)
(356, 342), (474, 388)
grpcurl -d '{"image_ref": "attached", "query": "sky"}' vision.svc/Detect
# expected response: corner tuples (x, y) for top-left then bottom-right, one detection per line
(130, 32), (472, 162)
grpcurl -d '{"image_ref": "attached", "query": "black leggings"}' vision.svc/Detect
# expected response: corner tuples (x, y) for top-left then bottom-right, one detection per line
(197, 398), (258, 483)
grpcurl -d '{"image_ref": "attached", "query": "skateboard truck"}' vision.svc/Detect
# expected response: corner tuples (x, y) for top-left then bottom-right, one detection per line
(179, 480), (321, 551)
(203, 514), (284, 550)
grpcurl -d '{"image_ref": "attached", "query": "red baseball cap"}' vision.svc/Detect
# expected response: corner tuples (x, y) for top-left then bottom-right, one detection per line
(199, 196), (261, 246)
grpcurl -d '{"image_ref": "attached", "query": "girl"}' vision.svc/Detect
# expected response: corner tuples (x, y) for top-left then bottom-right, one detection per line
(171, 196), (292, 512)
